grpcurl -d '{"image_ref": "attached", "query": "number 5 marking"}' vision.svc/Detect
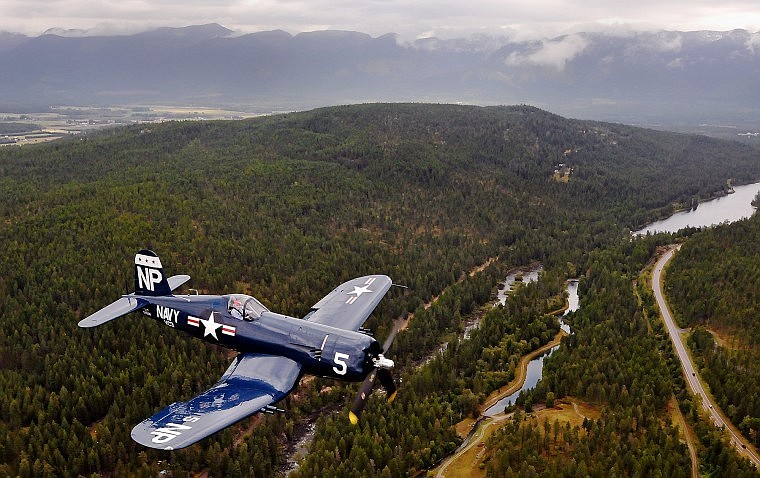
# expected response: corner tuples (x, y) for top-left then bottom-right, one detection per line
(333, 352), (350, 375)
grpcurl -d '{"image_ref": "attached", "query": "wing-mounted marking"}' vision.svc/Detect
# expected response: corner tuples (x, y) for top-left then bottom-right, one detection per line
(131, 353), (302, 450)
(304, 275), (392, 331)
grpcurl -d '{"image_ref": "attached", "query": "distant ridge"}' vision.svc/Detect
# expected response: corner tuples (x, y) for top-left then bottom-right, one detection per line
(0, 25), (759, 123)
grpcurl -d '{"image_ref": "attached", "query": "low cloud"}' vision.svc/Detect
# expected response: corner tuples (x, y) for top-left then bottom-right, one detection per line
(747, 32), (760, 53)
(506, 34), (589, 70)
(650, 33), (682, 52)
(1, 0), (759, 42)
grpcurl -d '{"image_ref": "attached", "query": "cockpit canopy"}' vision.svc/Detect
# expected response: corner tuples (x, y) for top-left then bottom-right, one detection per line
(226, 294), (268, 321)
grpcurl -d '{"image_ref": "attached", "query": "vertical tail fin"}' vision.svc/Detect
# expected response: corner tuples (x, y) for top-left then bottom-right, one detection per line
(134, 249), (172, 296)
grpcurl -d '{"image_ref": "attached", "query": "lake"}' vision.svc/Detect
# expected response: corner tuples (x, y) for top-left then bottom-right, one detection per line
(635, 181), (760, 235)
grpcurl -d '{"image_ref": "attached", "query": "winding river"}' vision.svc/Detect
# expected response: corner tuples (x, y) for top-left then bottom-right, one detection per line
(483, 279), (579, 417)
(483, 345), (560, 416)
(496, 266), (542, 306)
(463, 265), (543, 340)
(439, 181), (760, 474)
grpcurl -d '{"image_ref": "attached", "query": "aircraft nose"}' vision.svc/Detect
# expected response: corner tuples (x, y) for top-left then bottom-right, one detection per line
(372, 354), (394, 370)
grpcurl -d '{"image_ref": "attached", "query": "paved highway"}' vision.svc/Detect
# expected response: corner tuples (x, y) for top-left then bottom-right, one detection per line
(652, 246), (759, 468)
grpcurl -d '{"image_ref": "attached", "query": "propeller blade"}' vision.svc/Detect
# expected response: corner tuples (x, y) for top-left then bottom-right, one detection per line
(377, 368), (397, 403)
(382, 320), (401, 352)
(348, 323), (401, 425)
(349, 370), (377, 425)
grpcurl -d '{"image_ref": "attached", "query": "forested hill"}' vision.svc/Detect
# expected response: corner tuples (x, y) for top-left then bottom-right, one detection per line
(0, 103), (759, 476)
(4, 104), (758, 227)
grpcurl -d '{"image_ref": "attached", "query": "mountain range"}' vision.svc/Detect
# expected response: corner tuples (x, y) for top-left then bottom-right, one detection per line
(1, 24), (759, 124)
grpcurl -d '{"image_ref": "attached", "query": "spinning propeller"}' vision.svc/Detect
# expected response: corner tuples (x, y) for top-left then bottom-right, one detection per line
(348, 323), (400, 424)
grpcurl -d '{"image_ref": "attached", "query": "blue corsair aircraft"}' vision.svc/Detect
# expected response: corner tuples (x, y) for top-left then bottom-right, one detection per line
(79, 250), (397, 450)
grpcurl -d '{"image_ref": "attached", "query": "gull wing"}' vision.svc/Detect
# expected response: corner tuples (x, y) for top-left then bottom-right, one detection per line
(131, 353), (301, 450)
(304, 275), (392, 331)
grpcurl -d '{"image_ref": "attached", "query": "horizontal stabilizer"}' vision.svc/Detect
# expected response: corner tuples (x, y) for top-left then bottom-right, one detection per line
(78, 274), (189, 328)
(78, 296), (147, 328)
(167, 274), (191, 291)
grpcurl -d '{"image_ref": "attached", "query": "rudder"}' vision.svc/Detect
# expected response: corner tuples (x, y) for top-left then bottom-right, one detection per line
(134, 249), (172, 296)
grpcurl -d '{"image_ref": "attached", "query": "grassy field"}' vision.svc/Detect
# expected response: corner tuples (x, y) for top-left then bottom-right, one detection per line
(0, 104), (268, 146)
(439, 398), (601, 478)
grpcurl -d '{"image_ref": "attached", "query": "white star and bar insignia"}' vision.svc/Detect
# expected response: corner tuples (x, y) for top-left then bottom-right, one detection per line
(200, 312), (222, 340)
(189, 312), (236, 340)
(345, 277), (376, 304)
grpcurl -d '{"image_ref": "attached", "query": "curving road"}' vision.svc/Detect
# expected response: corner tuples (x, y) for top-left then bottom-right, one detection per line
(652, 246), (760, 468)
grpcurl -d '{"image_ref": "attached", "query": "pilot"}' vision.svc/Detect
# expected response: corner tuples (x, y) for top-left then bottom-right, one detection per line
(230, 298), (243, 320)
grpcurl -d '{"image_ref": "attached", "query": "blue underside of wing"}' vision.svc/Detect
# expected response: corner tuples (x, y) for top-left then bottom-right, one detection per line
(131, 353), (301, 449)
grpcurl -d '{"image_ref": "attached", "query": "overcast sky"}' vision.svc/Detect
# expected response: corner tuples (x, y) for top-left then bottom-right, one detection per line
(3, 0), (760, 41)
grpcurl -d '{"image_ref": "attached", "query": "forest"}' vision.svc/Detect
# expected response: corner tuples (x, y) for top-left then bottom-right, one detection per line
(665, 215), (760, 450)
(0, 103), (759, 476)
(500, 238), (758, 477)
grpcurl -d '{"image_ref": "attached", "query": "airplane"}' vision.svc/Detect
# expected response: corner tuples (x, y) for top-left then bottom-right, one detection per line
(79, 249), (398, 450)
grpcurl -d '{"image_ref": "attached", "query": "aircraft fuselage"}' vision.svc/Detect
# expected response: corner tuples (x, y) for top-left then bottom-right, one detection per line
(140, 294), (380, 381)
